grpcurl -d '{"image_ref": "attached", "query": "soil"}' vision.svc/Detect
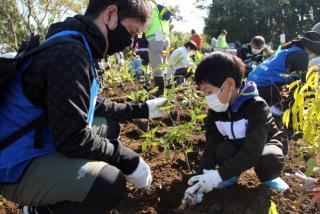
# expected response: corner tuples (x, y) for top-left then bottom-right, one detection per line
(108, 122), (320, 214)
(1, 81), (320, 214)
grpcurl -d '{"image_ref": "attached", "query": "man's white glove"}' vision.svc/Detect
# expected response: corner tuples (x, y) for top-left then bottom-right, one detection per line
(126, 157), (152, 190)
(146, 98), (167, 119)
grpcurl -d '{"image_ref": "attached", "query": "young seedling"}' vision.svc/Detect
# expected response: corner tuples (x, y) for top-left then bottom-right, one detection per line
(140, 126), (160, 152)
(127, 87), (159, 104)
(137, 49), (207, 171)
(283, 66), (320, 179)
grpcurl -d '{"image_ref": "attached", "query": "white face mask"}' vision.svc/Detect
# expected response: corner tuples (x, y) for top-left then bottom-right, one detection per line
(251, 48), (262, 55)
(205, 83), (231, 112)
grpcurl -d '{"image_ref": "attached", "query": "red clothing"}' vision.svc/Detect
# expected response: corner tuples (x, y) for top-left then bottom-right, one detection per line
(191, 34), (202, 49)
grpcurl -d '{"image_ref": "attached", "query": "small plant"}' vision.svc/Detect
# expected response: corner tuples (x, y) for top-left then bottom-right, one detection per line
(283, 66), (320, 176)
(159, 109), (206, 171)
(104, 58), (136, 87)
(138, 48), (207, 171)
(140, 126), (160, 152)
(127, 87), (159, 104)
(106, 68), (134, 85)
(140, 101), (207, 171)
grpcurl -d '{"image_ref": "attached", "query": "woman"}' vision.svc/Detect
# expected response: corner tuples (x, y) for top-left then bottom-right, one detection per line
(248, 30), (320, 115)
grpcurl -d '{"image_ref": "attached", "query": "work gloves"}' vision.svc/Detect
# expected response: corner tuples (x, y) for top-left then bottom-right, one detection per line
(146, 98), (167, 119)
(126, 157), (152, 190)
(183, 169), (223, 205)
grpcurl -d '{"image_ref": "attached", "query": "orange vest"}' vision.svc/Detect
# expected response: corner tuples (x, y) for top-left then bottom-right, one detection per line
(191, 34), (202, 48)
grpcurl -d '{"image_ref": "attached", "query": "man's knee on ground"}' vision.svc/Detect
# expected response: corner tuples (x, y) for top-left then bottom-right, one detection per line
(84, 164), (126, 211)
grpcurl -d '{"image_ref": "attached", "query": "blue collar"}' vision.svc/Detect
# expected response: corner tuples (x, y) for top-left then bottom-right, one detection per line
(230, 81), (259, 112)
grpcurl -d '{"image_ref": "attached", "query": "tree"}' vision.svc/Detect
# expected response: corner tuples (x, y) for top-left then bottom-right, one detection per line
(203, 0), (320, 46)
(0, 0), (25, 50)
(0, 0), (87, 50)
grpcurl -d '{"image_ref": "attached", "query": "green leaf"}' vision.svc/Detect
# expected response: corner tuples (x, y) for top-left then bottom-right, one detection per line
(293, 85), (300, 99)
(141, 95), (148, 102)
(288, 80), (300, 92)
(160, 104), (175, 111)
(186, 147), (193, 153)
(151, 141), (159, 147)
(142, 141), (148, 152)
(268, 201), (278, 214)
(196, 114), (207, 120)
(307, 73), (318, 87)
(306, 158), (317, 176)
(140, 133), (151, 138)
(150, 126), (159, 134)
(127, 94), (135, 101)
(149, 86), (159, 94)
(306, 66), (315, 81)
(282, 109), (291, 128)
(300, 84), (309, 94)
(163, 88), (169, 98)
(165, 147), (171, 159)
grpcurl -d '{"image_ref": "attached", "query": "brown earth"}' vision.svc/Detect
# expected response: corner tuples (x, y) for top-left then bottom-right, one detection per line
(1, 81), (320, 214)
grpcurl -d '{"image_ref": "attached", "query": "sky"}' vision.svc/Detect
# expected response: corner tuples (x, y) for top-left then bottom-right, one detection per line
(157, 0), (211, 34)
(15, 0), (211, 35)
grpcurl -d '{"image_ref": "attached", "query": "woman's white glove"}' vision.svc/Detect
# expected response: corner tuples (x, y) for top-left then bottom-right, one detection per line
(146, 98), (167, 119)
(126, 157), (152, 190)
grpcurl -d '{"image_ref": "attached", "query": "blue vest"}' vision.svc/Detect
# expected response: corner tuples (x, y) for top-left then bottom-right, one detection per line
(0, 31), (99, 184)
(248, 46), (304, 87)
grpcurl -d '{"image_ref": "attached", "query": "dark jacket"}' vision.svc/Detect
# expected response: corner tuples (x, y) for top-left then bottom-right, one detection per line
(21, 15), (148, 163)
(239, 43), (308, 75)
(198, 81), (283, 180)
(237, 43), (264, 65)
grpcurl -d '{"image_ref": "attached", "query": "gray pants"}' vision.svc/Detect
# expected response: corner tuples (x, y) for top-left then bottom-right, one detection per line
(147, 37), (169, 77)
(0, 117), (123, 209)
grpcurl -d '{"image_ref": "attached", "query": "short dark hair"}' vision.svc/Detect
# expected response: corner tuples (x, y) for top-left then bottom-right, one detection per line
(191, 29), (196, 34)
(195, 52), (245, 88)
(85, 0), (150, 24)
(251, 36), (265, 48)
(184, 41), (198, 51)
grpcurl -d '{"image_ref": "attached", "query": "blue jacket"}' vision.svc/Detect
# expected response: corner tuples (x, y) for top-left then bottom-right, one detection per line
(248, 46), (304, 87)
(0, 31), (99, 184)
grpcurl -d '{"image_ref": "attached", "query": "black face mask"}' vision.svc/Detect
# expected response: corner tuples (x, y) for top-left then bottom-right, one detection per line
(106, 21), (133, 55)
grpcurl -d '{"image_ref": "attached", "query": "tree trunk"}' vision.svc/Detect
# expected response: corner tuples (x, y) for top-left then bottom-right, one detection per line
(8, 18), (18, 50)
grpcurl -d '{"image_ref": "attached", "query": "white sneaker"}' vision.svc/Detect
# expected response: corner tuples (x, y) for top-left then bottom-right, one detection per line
(270, 105), (284, 116)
